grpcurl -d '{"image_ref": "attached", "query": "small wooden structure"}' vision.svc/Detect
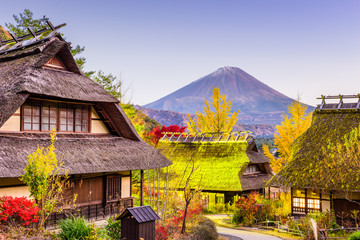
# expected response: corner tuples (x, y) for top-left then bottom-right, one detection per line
(118, 206), (160, 240)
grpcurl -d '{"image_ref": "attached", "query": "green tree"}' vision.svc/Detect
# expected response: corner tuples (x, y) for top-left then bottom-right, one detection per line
(263, 101), (312, 173)
(21, 130), (74, 229)
(5, 9), (48, 36)
(92, 71), (122, 100)
(187, 86), (239, 133)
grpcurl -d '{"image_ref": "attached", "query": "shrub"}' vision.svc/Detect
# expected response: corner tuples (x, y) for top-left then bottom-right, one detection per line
(0, 196), (40, 227)
(349, 230), (360, 240)
(310, 210), (338, 229)
(155, 203), (204, 239)
(232, 194), (259, 226)
(155, 222), (169, 240)
(106, 217), (121, 240)
(189, 218), (218, 240)
(57, 216), (96, 240)
(256, 198), (276, 222)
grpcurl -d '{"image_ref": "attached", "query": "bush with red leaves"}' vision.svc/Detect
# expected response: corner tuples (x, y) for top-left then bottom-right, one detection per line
(0, 196), (40, 227)
(147, 125), (187, 146)
(155, 203), (203, 239)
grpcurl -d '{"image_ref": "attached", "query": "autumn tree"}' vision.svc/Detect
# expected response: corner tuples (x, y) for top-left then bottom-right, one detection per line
(187, 86), (239, 133)
(21, 130), (74, 229)
(263, 101), (312, 173)
(177, 152), (202, 234)
(147, 125), (187, 146)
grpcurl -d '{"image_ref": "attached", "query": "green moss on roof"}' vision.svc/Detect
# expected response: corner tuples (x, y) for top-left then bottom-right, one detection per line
(158, 140), (249, 191)
(269, 111), (360, 189)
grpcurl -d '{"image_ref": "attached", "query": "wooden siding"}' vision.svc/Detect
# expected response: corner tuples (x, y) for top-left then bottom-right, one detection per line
(68, 177), (104, 205)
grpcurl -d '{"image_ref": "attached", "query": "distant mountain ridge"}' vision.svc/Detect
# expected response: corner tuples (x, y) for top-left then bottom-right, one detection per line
(144, 66), (313, 125)
(135, 105), (276, 137)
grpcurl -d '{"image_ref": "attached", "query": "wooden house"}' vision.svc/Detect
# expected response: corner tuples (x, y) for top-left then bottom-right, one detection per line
(269, 95), (360, 215)
(158, 132), (272, 204)
(0, 22), (171, 222)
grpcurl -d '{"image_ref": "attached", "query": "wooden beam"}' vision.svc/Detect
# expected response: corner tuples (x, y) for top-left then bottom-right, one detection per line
(1, 23), (66, 45)
(140, 170), (144, 206)
(46, 20), (56, 32)
(10, 32), (19, 43)
(27, 28), (36, 38)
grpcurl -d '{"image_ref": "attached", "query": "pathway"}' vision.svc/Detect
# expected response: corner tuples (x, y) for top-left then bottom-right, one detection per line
(217, 226), (283, 240)
(206, 214), (283, 240)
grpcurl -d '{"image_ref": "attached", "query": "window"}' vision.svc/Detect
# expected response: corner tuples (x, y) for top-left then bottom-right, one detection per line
(293, 197), (305, 208)
(22, 99), (90, 133)
(106, 175), (121, 202)
(23, 103), (41, 131)
(307, 199), (320, 209)
(42, 102), (58, 131)
(60, 105), (74, 132)
(75, 105), (89, 132)
(245, 164), (259, 173)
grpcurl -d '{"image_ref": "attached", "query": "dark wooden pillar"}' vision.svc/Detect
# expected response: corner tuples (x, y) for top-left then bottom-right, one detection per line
(305, 188), (308, 214)
(291, 188), (293, 214)
(140, 170), (144, 206)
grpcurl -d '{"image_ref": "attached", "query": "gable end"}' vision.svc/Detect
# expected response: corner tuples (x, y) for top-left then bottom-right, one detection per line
(43, 55), (68, 71)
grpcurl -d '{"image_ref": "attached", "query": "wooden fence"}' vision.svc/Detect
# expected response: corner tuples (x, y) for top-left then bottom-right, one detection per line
(45, 197), (133, 228)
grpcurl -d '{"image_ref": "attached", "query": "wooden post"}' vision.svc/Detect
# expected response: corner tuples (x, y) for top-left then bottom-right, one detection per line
(291, 188), (293, 214)
(140, 170), (144, 206)
(305, 189), (308, 214)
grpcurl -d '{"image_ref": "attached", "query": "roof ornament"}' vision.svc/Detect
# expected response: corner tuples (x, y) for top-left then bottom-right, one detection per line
(160, 131), (249, 142)
(0, 21), (66, 55)
(316, 94), (360, 112)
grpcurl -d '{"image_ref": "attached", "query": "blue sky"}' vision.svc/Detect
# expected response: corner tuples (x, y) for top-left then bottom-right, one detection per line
(1, 0), (359, 106)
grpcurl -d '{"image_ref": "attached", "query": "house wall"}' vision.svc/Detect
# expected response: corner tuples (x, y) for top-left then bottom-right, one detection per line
(0, 108), (21, 131)
(91, 107), (110, 134)
(322, 200), (331, 212)
(0, 186), (30, 198)
(121, 176), (131, 198)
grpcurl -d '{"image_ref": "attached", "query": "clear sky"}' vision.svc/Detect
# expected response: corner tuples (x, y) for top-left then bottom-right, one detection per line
(1, 0), (359, 106)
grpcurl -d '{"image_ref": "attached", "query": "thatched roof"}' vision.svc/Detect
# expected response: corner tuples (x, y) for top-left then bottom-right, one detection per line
(241, 174), (271, 191)
(0, 132), (170, 177)
(157, 138), (271, 192)
(0, 35), (119, 127)
(269, 110), (360, 188)
(0, 34), (172, 176)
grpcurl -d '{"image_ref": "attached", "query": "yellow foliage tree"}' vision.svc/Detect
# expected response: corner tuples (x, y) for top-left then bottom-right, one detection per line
(21, 129), (75, 229)
(187, 86), (239, 133)
(263, 101), (312, 173)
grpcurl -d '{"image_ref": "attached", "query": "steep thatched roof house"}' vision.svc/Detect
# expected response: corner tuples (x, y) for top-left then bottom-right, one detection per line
(158, 132), (271, 204)
(269, 95), (360, 215)
(0, 23), (171, 223)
